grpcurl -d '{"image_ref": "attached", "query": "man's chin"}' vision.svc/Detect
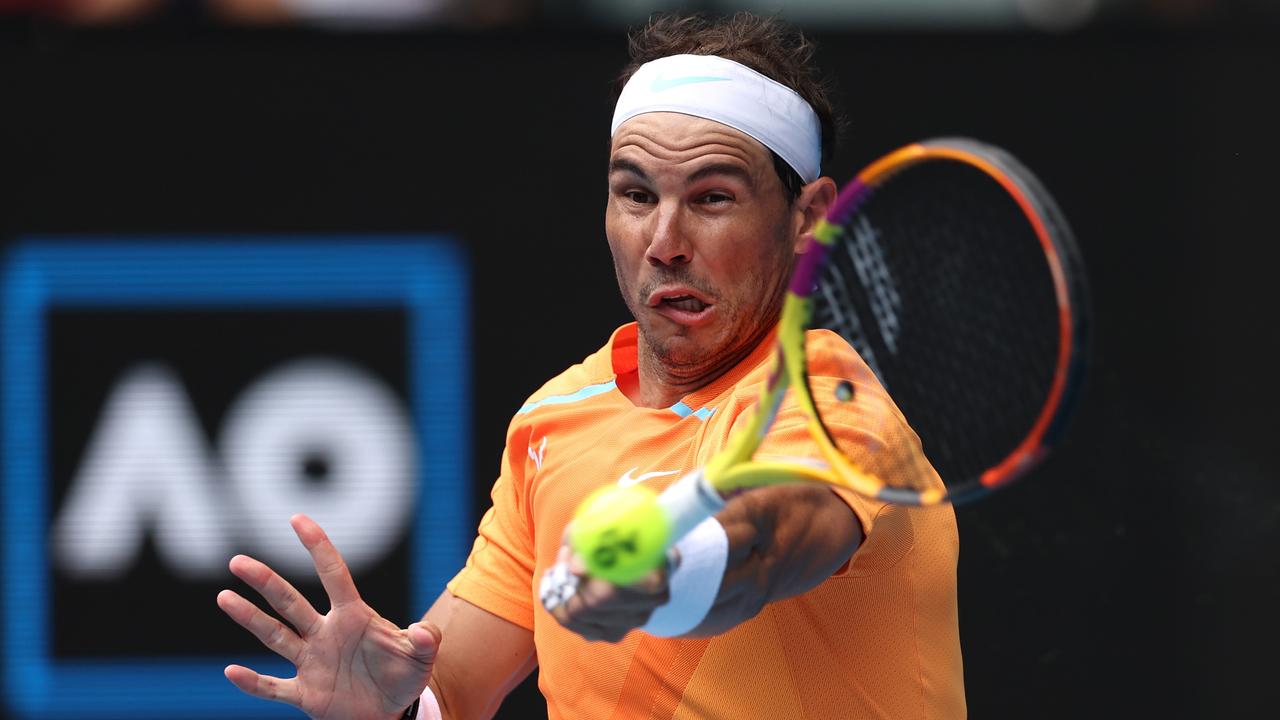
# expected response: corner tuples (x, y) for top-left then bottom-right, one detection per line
(639, 325), (722, 370)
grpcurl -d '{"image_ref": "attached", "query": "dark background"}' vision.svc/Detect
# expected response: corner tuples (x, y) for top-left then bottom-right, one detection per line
(47, 308), (413, 657)
(2, 13), (1278, 719)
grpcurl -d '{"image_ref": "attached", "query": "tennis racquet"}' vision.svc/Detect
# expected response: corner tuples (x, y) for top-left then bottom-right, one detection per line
(554, 137), (1090, 590)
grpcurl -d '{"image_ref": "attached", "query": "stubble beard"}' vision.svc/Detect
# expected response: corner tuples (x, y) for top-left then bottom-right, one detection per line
(616, 258), (791, 387)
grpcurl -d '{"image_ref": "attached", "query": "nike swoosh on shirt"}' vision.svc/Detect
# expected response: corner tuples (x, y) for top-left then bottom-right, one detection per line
(617, 467), (679, 487)
(649, 75), (731, 93)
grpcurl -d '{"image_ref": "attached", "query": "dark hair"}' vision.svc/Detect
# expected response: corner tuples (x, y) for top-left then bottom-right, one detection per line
(615, 12), (841, 201)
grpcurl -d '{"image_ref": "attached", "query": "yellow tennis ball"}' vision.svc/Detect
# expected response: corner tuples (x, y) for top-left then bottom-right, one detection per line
(570, 484), (672, 585)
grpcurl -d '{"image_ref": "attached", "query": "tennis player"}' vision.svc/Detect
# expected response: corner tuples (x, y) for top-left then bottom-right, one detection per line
(218, 12), (964, 719)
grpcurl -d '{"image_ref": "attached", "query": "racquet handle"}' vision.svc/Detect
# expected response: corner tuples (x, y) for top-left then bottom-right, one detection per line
(656, 469), (726, 540)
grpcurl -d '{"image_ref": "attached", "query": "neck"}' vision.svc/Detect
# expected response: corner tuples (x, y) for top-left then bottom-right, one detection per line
(628, 311), (780, 409)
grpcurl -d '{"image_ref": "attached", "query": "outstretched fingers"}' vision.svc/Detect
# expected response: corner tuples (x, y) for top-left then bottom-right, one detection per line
(291, 514), (362, 607)
(227, 554), (323, 636)
(217, 589), (305, 664)
(224, 664), (302, 706)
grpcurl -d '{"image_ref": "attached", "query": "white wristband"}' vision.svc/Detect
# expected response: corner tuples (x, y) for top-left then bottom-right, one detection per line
(641, 515), (728, 637)
(413, 686), (442, 720)
(657, 469), (726, 540)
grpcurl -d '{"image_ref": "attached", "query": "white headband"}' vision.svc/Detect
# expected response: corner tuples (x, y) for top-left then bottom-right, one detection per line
(610, 54), (823, 183)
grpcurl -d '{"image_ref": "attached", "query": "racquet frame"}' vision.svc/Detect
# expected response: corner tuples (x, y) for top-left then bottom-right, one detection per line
(701, 139), (1087, 506)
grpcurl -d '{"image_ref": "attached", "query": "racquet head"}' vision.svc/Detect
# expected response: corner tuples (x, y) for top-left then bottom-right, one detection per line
(804, 137), (1090, 505)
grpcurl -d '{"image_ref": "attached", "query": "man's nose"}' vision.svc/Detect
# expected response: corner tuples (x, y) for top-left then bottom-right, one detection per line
(645, 202), (692, 266)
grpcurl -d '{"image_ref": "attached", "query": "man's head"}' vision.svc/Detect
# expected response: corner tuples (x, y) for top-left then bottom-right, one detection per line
(606, 13), (839, 385)
(615, 13), (840, 201)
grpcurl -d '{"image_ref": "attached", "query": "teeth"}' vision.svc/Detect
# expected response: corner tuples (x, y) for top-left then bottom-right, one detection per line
(665, 296), (706, 312)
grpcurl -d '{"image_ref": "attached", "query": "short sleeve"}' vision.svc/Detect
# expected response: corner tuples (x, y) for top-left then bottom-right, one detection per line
(446, 425), (538, 631)
(751, 414), (917, 578)
(746, 332), (937, 577)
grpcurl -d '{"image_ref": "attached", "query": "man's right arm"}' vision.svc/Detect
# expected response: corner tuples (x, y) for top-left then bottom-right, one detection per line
(420, 590), (536, 720)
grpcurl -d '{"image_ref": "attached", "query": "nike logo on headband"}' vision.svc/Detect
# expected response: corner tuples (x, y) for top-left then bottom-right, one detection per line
(649, 74), (731, 93)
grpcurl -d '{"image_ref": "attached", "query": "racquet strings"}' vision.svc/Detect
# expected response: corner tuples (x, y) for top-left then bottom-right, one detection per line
(812, 158), (1062, 497)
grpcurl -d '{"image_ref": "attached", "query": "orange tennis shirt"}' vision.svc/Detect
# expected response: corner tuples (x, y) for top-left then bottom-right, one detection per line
(448, 323), (965, 719)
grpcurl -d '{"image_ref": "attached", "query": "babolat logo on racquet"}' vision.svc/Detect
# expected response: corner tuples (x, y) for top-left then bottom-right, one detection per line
(0, 238), (471, 718)
(561, 137), (1090, 591)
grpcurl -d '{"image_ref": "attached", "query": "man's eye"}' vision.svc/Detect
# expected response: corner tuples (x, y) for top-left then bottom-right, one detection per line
(625, 191), (654, 204)
(701, 193), (732, 205)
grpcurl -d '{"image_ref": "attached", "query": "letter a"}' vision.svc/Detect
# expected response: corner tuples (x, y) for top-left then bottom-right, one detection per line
(53, 364), (229, 579)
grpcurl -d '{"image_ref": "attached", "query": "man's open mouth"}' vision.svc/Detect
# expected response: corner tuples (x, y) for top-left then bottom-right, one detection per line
(660, 295), (709, 313)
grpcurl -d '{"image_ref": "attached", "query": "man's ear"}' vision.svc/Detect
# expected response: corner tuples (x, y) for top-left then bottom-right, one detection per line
(791, 177), (838, 253)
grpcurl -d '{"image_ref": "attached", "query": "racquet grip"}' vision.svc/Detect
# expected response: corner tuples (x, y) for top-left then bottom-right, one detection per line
(657, 470), (726, 543)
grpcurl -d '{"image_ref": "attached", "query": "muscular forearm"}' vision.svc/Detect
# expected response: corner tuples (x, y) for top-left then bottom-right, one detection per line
(420, 591), (536, 720)
(686, 484), (861, 637)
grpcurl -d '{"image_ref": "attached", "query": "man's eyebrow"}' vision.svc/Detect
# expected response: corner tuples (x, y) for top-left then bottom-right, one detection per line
(608, 159), (651, 182)
(687, 163), (754, 187)
(607, 159), (755, 187)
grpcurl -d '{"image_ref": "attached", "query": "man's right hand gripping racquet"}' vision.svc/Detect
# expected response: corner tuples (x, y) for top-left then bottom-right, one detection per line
(542, 137), (1090, 604)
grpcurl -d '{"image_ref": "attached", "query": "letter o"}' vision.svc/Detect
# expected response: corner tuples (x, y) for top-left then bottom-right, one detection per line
(221, 358), (417, 576)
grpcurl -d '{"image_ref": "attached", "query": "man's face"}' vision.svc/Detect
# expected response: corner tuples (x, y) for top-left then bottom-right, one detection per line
(606, 112), (801, 376)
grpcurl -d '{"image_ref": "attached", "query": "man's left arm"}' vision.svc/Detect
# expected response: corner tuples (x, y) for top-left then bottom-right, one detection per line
(549, 483), (860, 642)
